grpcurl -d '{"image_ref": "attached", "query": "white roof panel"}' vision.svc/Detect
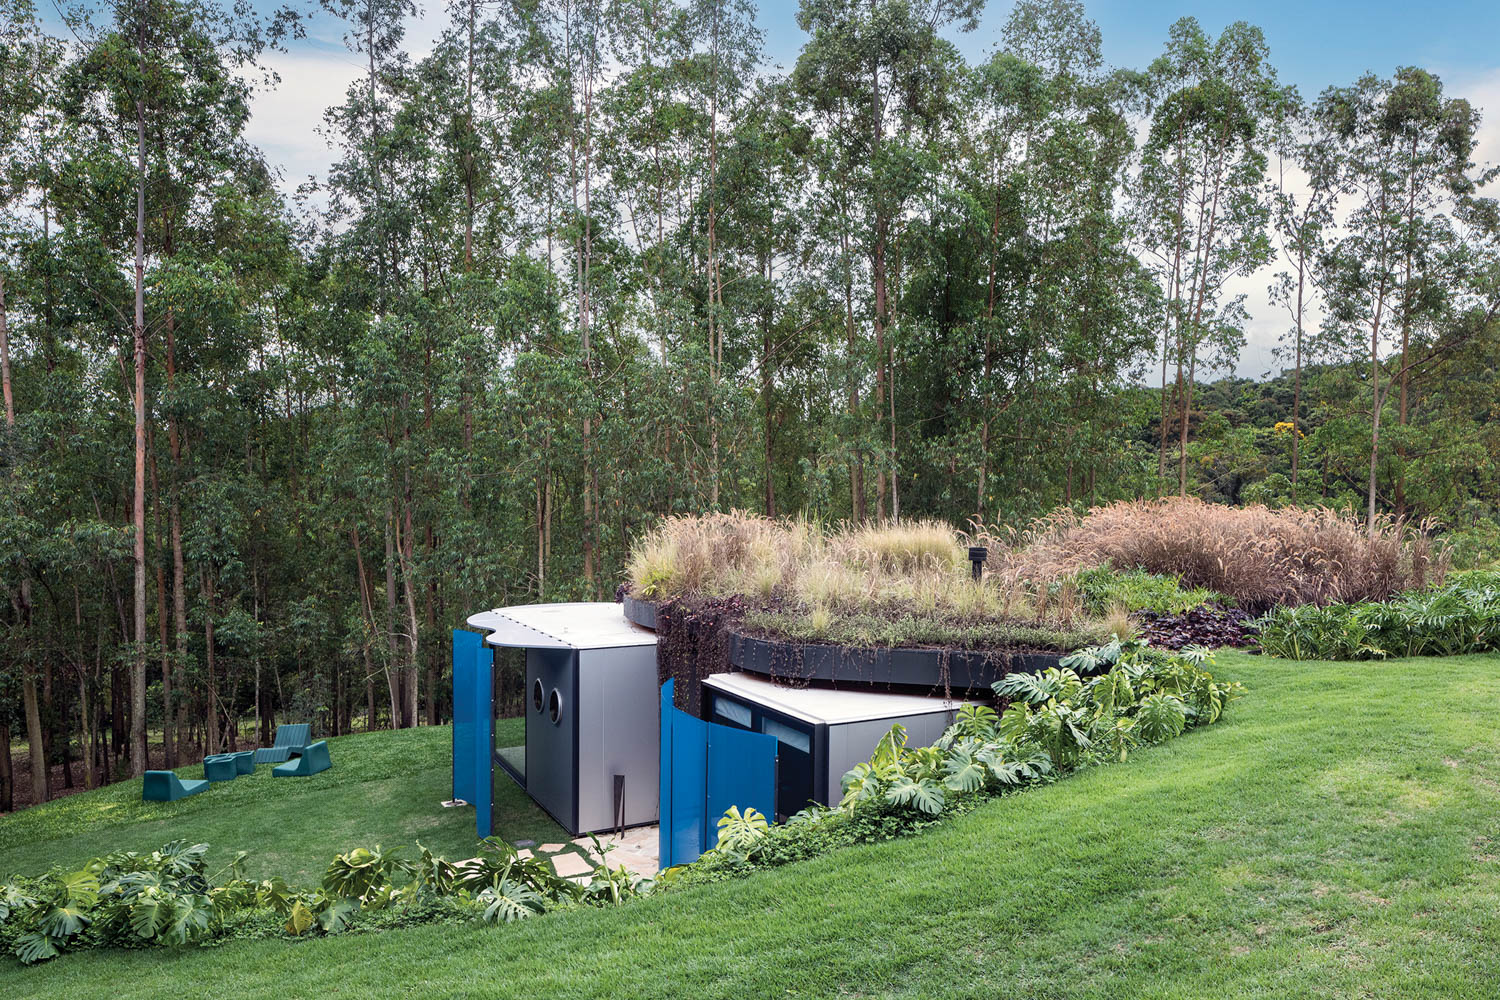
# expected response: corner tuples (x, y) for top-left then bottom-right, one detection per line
(702, 671), (970, 726)
(466, 602), (657, 650)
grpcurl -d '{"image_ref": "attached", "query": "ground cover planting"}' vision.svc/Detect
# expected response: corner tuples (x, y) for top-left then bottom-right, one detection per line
(1000, 498), (1445, 610)
(1259, 571), (1500, 660)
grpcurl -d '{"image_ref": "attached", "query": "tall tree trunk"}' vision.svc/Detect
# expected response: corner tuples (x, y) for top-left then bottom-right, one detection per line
(383, 508), (402, 729)
(129, 78), (149, 778)
(705, 0), (722, 509)
(761, 254), (775, 516)
(202, 570), (222, 754)
(150, 449), (174, 768)
(1366, 283), (1388, 537)
(1290, 254), (1304, 489)
(841, 224), (864, 520)
(0, 721), (12, 811)
(22, 675), (47, 805)
(165, 302), (188, 764)
(2, 268), (46, 806)
(869, 22), (888, 520)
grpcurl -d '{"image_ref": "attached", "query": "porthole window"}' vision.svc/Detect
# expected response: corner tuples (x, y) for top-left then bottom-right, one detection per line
(548, 688), (563, 725)
(532, 678), (545, 714)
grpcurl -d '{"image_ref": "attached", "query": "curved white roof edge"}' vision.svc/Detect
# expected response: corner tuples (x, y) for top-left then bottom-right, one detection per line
(466, 601), (657, 651)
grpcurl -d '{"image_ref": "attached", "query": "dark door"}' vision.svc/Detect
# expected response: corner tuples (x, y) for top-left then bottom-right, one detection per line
(760, 713), (815, 820)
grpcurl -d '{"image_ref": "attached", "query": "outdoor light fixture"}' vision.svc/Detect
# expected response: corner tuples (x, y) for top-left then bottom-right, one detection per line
(968, 546), (988, 582)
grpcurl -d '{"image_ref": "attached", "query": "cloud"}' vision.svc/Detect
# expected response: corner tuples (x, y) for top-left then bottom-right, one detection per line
(244, 3), (448, 198)
(245, 49), (363, 195)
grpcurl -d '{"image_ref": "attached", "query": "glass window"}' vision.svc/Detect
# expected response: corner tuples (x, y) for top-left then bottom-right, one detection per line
(532, 678), (545, 714)
(761, 716), (811, 753)
(713, 695), (752, 728)
(548, 688), (563, 725)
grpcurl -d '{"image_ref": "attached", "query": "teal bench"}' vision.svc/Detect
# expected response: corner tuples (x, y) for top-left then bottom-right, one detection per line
(254, 723), (312, 764)
(274, 740), (332, 777)
(230, 750), (256, 774)
(143, 770), (209, 802)
(203, 754), (239, 782)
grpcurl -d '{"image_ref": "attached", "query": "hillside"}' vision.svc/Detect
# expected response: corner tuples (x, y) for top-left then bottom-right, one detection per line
(3, 652), (1499, 998)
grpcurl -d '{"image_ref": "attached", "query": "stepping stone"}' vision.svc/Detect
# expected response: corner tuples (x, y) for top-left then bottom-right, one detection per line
(516, 849), (533, 860)
(538, 843), (566, 853)
(513, 839), (536, 848)
(548, 852), (593, 878)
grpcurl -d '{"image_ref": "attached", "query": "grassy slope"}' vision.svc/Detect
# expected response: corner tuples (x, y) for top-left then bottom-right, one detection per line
(0, 720), (565, 884)
(5, 651), (1500, 999)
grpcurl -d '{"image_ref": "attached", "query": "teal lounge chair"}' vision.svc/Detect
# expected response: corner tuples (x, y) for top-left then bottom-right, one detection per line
(230, 750), (256, 774)
(203, 754), (239, 782)
(273, 740), (332, 777)
(253, 723), (312, 764)
(143, 770), (209, 802)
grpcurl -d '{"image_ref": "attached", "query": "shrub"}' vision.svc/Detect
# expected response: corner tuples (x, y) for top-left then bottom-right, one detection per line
(739, 608), (1108, 652)
(1259, 573), (1500, 660)
(1001, 498), (1445, 611)
(0, 837), (648, 965)
(1066, 565), (1225, 616)
(671, 639), (1243, 886)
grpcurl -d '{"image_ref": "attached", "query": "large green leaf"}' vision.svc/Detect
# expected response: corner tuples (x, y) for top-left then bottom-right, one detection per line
(37, 904), (90, 940)
(1137, 693), (1189, 742)
(942, 748), (988, 794)
(314, 898), (359, 935)
(885, 776), (945, 815)
(999, 702), (1031, 743)
(14, 931), (60, 965)
(715, 805), (770, 858)
(128, 891), (170, 941)
(478, 879), (547, 923)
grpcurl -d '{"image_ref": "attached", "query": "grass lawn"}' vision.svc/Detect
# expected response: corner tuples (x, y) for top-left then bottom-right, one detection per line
(4, 651), (1500, 998)
(0, 719), (565, 885)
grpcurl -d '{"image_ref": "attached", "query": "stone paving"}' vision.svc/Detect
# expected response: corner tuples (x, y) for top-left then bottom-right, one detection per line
(514, 824), (660, 882)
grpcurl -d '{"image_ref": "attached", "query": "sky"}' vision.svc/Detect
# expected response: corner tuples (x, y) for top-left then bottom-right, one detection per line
(240, 0), (1500, 378)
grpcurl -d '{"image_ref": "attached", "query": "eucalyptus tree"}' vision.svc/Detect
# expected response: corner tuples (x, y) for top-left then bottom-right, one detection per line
(57, 0), (299, 769)
(952, 0), (1150, 517)
(1133, 18), (1291, 495)
(1314, 68), (1483, 528)
(714, 78), (813, 515)
(1268, 96), (1337, 490)
(321, 0), (417, 316)
(794, 0), (980, 520)
(0, 0), (66, 804)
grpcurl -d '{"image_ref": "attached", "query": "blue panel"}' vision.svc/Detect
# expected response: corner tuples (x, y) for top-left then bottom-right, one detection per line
(472, 640), (494, 839)
(669, 705), (709, 868)
(452, 629), (494, 840)
(452, 629), (480, 803)
(659, 681), (674, 870)
(659, 679), (778, 869)
(706, 724), (777, 834)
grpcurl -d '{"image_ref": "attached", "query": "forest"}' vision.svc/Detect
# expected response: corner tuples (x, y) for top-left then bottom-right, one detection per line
(0, 0), (1497, 811)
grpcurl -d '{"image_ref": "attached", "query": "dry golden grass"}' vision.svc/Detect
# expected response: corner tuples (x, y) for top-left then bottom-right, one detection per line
(995, 498), (1446, 610)
(626, 512), (1047, 625)
(626, 502), (1444, 643)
